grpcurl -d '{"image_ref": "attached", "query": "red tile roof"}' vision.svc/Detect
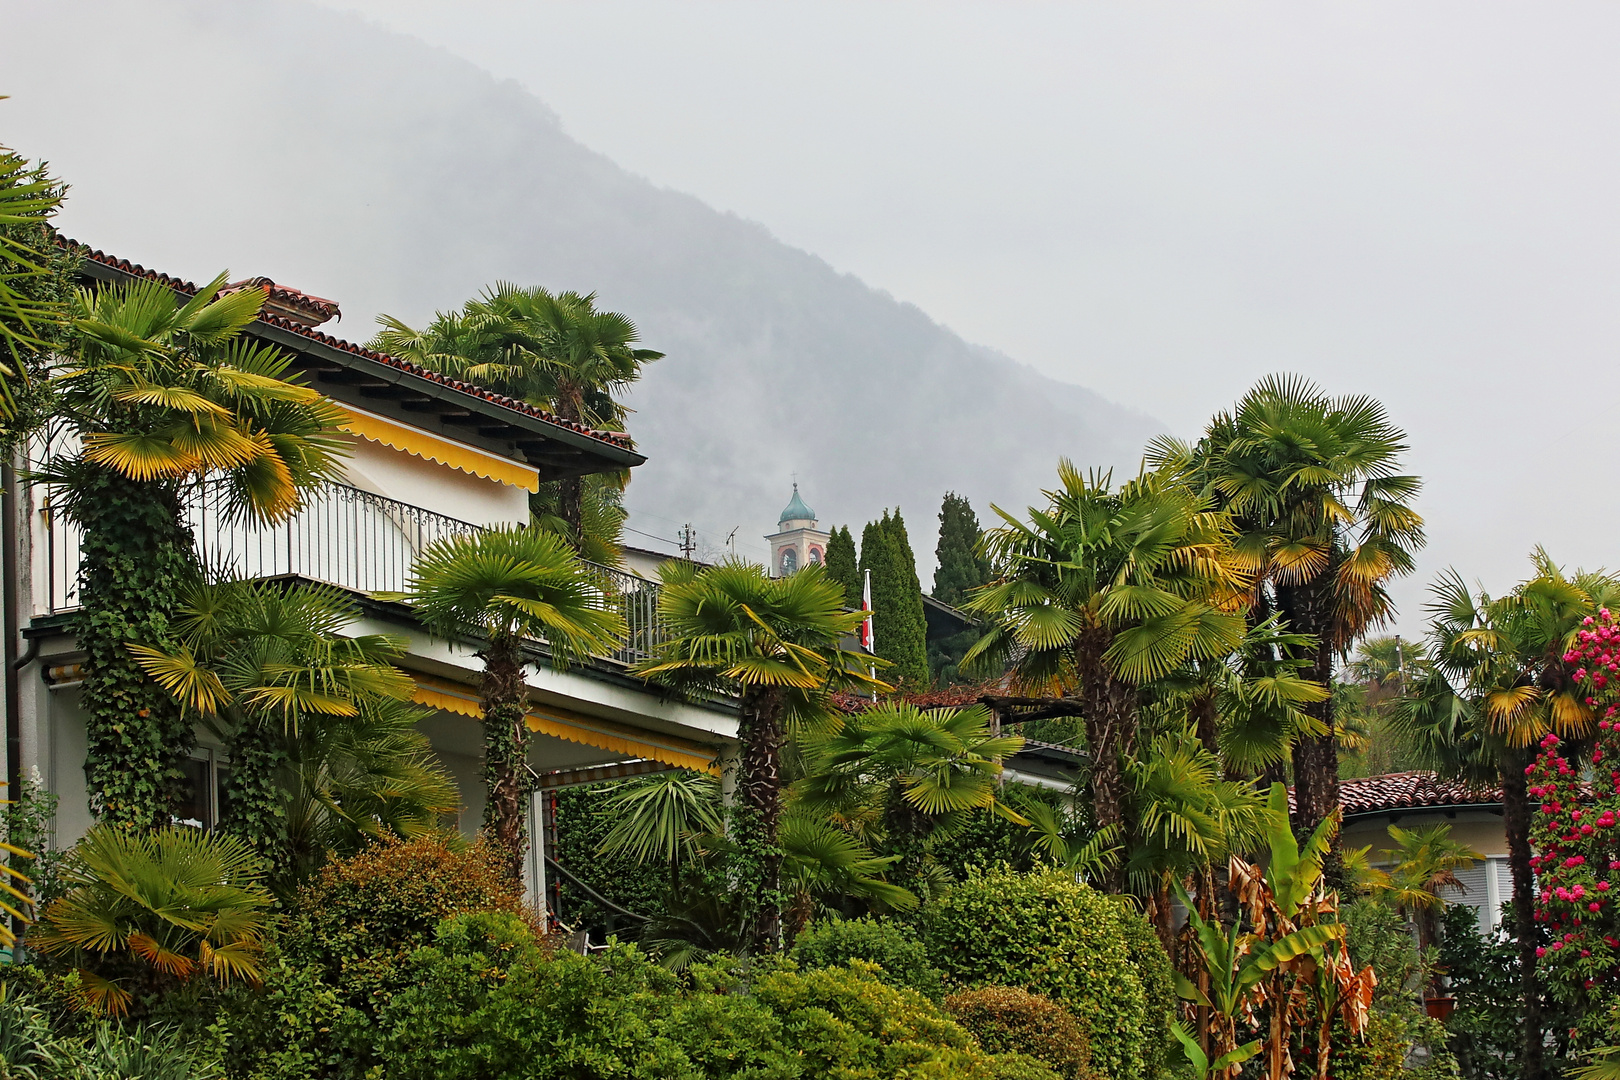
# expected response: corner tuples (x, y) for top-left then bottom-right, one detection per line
(219, 276), (340, 328)
(63, 240), (635, 452)
(1329, 772), (1501, 817)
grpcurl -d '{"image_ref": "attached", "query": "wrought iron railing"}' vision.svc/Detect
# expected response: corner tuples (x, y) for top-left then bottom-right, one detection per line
(40, 479), (668, 666)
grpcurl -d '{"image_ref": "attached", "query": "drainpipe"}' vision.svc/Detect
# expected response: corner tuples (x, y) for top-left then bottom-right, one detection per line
(3, 460), (20, 801)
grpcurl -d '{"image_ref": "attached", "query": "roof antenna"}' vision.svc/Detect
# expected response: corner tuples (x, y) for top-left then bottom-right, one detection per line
(679, 523), (697, 562)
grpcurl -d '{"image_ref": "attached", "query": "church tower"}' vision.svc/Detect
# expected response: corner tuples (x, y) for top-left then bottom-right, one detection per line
(765, 483), (830, 578)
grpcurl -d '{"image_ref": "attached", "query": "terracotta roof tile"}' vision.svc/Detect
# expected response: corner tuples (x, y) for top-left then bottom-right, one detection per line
(1308, 771), (1503, 817)
(63, 240), (635, 452)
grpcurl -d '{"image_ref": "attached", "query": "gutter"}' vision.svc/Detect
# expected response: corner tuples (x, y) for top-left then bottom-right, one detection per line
(2, 461), (18, 800)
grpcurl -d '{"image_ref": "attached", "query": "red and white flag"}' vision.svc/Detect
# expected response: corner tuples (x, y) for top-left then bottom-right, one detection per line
(860, 569), (874, 652)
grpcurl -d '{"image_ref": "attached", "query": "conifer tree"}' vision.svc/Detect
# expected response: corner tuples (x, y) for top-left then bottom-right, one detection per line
(932, 492), (991, 608)
(824, 525), (860, 607)
(860, 510), (929, 688)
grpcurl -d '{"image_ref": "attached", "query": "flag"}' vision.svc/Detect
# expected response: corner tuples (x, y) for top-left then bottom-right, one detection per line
(860, 569), (874, 653)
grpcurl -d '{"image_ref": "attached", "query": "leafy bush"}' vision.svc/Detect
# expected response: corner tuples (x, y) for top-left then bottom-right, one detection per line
(1331, 900), (1459, 1080)
(791, 915), (945, 1000)
(280, 833), (527, 992)
(376, 912), (1030, 1079)
(552, 784), (671, 933)
(1437, 903), (1574, 1079)
(0, 980), (222, 1079)
(223, 835), (529, 1080)
(922, 869), (1152, 1080)
(944, 986), (1093, 1079)
(1111, 900), (1175, 1080)
(989, 1056), (1065, 1080)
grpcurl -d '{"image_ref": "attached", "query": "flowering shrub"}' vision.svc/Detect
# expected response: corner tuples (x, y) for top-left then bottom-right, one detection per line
(1529, 608), (1620, 1035)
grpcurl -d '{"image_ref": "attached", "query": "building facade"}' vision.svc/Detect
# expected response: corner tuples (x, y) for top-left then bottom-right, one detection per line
(7, 243), (741, 922)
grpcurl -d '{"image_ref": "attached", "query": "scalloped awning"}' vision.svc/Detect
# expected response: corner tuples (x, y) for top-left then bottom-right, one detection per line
(340, 406), (540, 492)
(412, 676), (718, 775)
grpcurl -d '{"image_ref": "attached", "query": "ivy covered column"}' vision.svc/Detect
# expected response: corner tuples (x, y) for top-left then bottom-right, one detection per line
(70, 470), (197, 831)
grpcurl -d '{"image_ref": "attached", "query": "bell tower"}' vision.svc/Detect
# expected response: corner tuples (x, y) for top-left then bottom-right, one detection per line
(765, 482), (829, 578)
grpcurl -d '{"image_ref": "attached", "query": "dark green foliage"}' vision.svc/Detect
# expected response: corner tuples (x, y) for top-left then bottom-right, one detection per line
(66, 470), (198, 831)
(790, 915), (945, 1000)
(944, 986), (1094, 1079)
(222, 835), (531, 1079)
(551, 784), (670, 933)
(921, 868), (1154, 1080)
(1329, 901), (1459, 1080)
(0, 980), (224, 1079)
(932, 492), (990, 608)
(375, 915), (1010, 1080)
(1110, 903), (1175, 1080)
(1437, 903), (1572, 1079)
(824, 525), (860, 607)
(859, 510), (928, 688)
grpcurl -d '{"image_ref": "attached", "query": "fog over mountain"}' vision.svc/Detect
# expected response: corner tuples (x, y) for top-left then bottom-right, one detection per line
(0, 0), (1161, 568)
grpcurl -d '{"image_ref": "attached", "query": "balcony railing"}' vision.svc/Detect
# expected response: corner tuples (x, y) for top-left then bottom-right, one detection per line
(40, 479), (668, 666)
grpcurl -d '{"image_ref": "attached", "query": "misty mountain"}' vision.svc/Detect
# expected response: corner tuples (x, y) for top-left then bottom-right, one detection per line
(1, 0), (1164, 567)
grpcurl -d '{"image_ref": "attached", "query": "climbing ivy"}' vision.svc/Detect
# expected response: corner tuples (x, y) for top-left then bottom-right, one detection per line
(67, 468), (198, 831)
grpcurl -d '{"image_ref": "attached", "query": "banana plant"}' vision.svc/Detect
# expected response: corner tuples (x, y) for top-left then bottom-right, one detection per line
(1171, 1021), (1261, 1080)
(1175, 783), (1375, 1079)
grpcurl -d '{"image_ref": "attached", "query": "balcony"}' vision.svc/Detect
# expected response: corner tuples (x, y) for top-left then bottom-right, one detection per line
(39, 479), (669, 666)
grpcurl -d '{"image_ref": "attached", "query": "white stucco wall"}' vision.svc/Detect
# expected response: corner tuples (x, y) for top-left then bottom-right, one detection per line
(342, 435), (531, 527)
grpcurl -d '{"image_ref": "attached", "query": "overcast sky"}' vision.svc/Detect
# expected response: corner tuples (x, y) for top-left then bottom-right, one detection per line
(316, 0), (1620, 625)
(9, 1), (1620, 629)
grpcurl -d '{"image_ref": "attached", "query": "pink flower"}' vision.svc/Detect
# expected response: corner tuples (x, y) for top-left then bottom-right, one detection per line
(1591, 902), (1602, 912)
(1538, 946), (1549, 957)
(1583, 825), (1595, 836)
(1553, 942), (1565, 950)
(1583, 949), (1593, 957)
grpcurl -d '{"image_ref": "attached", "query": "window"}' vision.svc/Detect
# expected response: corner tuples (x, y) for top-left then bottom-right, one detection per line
(779, 547), (797, 575)
(808, 547), (823, 565)
(175, 749), (228, 830)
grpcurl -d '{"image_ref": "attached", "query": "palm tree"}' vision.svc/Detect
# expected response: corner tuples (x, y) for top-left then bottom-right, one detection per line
(964, 462), (1249, 891)
(0, 141), (67, 440)
(42, 275), (347, 830)
(27, 825), (273, 1015)
(1356, 822), (1482, 952)
(131, 580), (452, 885)
(596, 770), (725, 892)
(372, 284), (662, 546)
(1150, 375), (1425, 842)
(634, 560), (882, 951)
(1397, 551), (1620, 1079)
(399, 525), (626, 879)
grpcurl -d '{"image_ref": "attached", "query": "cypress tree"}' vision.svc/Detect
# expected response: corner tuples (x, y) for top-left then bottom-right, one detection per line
(932, 492), (991, 608)
(860, 510), (929, 688)
(824, 525), (860, 607)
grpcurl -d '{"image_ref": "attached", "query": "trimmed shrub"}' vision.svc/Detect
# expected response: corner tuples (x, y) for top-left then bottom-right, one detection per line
(1111, 901), (1176, 1080)
(281, 833), (528, 991)
(944, 986), (1092, 1080)
(922, 869), (1150, 1080)
(991, 1056), (1065, 1080)
(377, 915), (1027, 1079)
(224, 836), (531, 1080)
(791, 915), (945, 1000)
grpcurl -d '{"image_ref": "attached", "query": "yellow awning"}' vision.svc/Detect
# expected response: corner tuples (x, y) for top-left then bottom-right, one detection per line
(340, 406), (540, 492)
(412, 677), (718, 775)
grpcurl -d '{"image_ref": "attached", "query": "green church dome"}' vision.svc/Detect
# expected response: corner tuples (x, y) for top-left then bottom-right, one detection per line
(779, 483), (815, 525)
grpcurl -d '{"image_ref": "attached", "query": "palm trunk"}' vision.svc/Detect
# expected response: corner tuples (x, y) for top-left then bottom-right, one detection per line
(1501, 744), (1545, 1079)
(480, 636), (531, 881)
(1277, 573), (1342, 882)
(558, 475), (584, 548)
(737, 684), (787, 951)
(1077, 628), (1136, 894)
(72, 470), (198, 832)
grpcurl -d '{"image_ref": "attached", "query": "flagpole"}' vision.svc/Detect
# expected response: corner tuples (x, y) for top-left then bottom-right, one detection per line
(862, 568), (876, 701)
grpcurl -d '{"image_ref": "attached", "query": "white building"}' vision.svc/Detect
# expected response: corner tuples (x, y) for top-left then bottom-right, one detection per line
(5, 244), (740, 920)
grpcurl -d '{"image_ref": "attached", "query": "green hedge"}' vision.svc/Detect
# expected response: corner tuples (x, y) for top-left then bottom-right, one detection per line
(374, 912), (1039, 1079)
(791, 915), (945, 1000)
(944, 986), (1093, 1080)
(921, 869), (1161, 1080)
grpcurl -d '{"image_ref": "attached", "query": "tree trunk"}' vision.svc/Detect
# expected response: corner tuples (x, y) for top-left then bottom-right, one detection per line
(480, 637), (532, 881)
(737, 684), (787, 951)
(1277, 572), (1341, 881)
(558, 475), (584, 548)
(1076, 628), (1136, 894)
(1501, 744), (1545, 1079)
(72, 470), (198, 832)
